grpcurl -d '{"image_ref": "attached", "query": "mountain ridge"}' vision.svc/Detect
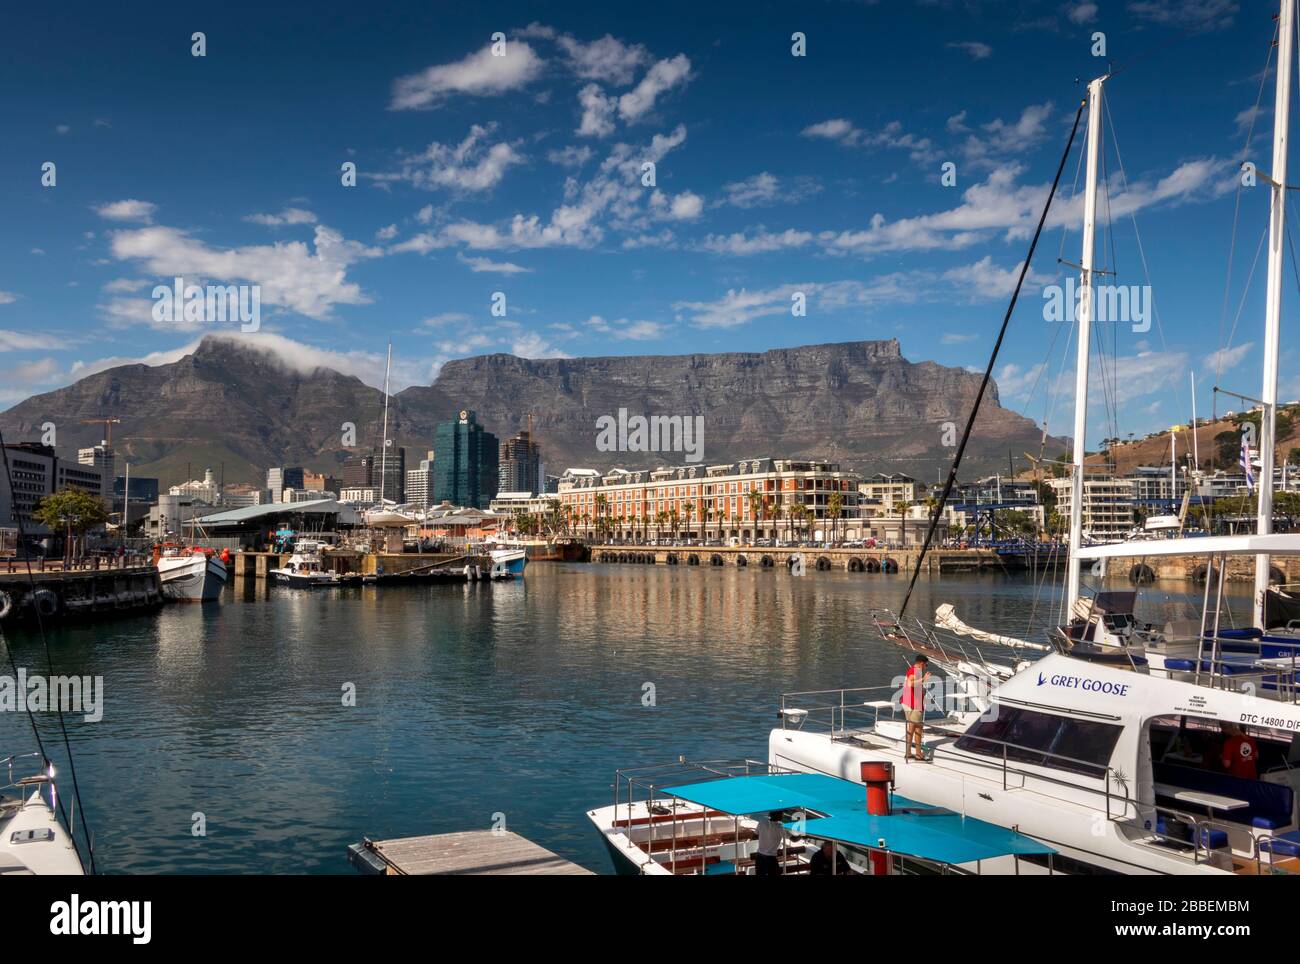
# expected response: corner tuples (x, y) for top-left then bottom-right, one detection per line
(0, 335), (1063, 488)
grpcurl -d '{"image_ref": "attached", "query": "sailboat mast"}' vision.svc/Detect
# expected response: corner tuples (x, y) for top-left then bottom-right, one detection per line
(1256, 0), (1294, 627)
(1066, 75), (1106, 611)
(379, 341), (392, 505)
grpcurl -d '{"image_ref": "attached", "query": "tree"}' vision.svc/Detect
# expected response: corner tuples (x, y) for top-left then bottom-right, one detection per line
(34, 488), (108, 565)
(683, 501), (695, 543)
(828, 491), (844, 544)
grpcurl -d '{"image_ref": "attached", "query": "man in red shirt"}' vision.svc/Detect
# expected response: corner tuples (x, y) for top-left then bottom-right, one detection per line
(1220, 723), (1259, 780)
(902, 655), (931, 761)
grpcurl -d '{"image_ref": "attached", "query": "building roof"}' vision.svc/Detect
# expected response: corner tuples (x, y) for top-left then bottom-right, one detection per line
(194, 498), (346, 525)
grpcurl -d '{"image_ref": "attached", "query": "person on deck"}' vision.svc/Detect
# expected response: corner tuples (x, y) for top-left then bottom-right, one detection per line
(1220, 723), (1259, 780)
(902, 654), (931, 761)
(809, 839), (849, 875)
(754, 811), (786, 876)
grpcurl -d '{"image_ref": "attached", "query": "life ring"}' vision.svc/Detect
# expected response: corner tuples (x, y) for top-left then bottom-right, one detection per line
(30, 588), (59, 618)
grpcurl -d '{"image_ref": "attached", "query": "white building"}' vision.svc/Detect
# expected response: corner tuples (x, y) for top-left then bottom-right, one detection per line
(77, 443), (115, 500)
(1048, 476), (1135, 542)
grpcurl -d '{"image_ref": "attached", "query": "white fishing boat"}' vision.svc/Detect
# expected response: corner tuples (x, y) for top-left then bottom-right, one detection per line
(156, 547), (227, 602)
(0, 753), (85, 875)
(269, 540), (340, 588)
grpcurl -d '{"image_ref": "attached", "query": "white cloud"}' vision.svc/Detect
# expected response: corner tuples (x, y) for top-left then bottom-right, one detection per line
(390, 41), (544, 109)
(457, 252), (533, 274)
(947, 41), (992, 60)
(800, 118), (935, 162)
(94, 199), (157, 223)
(577, 83), (617, 137)
(0, 290), (17, 304)
(583, 315), (668, 340)
(617, 54), (692, 122)
(1068, 2), (1099, 23)
(696, 228), (815, 255)
(244, 208), (318, 227)
(556, 32), (650, 85)
(375, 224), (399, 241)
(0, 330), (63, 351)
(547, 145), (594, 167)
(108, 224), (381, 320)
(375, 123), (525, 193)
(1203, 341), (1253, 373)
(420, 312), (472, 328)
(959, 103), (1054, 168)
(1128, 1), (1239, 33)
(511, 332), (570, 358)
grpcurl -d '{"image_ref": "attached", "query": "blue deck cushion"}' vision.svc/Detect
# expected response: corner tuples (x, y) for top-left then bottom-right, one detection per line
(1153, 762), (1294, 829)
(1253, 815), (1288, 831)
(1217, 628), (1263, 640)
(1197, 827), (1229, 849)
(1260, 830), (1300, 859)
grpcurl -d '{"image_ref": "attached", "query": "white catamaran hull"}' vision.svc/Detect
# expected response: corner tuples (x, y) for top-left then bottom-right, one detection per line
(158, 555), (227, 602)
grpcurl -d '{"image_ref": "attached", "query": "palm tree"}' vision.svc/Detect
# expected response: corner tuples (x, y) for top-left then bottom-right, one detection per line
(828, 491), (844, 545)
(683, 501), (695, 544)
(655, 510), (668, 542)
(669, 509), (681, 541)
(747, 490), (763, 543)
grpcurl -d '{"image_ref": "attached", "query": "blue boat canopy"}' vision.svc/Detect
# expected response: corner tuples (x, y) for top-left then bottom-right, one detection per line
(660, 772), (1054, 866)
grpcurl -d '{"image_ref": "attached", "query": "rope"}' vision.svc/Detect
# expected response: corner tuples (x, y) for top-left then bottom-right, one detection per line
(898, 99), (1086, 621)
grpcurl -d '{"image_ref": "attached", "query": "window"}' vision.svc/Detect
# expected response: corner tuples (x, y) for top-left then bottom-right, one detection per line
(955, 706), (1121, 778)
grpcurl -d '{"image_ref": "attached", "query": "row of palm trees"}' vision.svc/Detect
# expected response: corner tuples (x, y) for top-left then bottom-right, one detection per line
(505, 490), (851, 544)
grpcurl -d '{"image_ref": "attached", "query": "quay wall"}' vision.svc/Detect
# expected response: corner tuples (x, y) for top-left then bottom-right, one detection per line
(588, 544), (1047, 574)
(0, 564), (164, 624)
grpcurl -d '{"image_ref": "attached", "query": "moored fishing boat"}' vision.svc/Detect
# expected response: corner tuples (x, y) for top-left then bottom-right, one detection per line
(156, 546), (227, 602)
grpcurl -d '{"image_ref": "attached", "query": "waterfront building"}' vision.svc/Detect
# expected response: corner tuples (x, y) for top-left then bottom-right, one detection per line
(489, 491), (560, 517)
(77, 442), (115, 499)
(281, 487), (338, 504)
(557, 457), (861, 543)
(0, 443), (105, 534)
(218, 485), (264, 509)
(339, 486), (380, 504)
(1047, 476), (1135, 542)
(858, 472), (919, 510)
(433, 410), (498, 509)
(499, 430), (542, 496)
(266, 466), (305, 503)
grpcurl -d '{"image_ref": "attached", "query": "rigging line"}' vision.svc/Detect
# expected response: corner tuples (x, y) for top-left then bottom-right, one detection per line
(1056, 116), (1088, 269)
(1222, 223), (1271, 384)
(1102, 96), (1185, 419)
(897, 100), (1085, 621)
(1220, 24), (1279, 382)
(0, 429), (94, 873)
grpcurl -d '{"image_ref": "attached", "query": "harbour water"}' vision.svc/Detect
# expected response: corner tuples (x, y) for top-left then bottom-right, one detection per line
(0, 564), (1242, 874)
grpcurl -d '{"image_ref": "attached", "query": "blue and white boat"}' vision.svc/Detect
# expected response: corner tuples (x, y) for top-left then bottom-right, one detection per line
(489, 546), (527, 577)
(588, 759), (1053, 875)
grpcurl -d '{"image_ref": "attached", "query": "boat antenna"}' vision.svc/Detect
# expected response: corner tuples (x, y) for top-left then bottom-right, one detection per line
(0, 427), (96, 872)
(897, 97), (1086, 621)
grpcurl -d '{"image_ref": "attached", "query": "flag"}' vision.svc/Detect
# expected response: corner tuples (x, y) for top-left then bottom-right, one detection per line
(1241, 436), (1255, 493)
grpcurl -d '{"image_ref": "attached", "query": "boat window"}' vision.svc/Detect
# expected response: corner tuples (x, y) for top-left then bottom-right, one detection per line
(955, 706), (1122, 778)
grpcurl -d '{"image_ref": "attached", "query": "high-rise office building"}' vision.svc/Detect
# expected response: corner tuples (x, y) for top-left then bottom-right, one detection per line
(405, 451), (435, 508)
(78, 443), (115, 500)
(266, 466), (305, 503)
(339, 448), (404, 503)
(498, 430), (541, 496)
(433, 410), (498, 509)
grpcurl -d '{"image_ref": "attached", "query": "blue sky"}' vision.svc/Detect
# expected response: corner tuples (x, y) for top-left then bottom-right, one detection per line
(0, 0), (1293, 446)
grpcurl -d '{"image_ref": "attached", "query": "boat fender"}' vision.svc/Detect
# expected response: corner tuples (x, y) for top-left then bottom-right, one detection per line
(30, 588), (59, 618)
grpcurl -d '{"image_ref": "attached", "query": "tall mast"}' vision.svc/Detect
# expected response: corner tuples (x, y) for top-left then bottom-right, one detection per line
(1066, 75), (1106, 611)
(1257, 0), (1294, 627)
(379, 341), (392, 505)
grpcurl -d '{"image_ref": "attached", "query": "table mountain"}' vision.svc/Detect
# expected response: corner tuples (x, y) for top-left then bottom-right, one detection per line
(0, 335), (1060, 488)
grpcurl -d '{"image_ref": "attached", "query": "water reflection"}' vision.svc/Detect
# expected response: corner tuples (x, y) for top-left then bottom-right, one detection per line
(0, 564), (1252, 873)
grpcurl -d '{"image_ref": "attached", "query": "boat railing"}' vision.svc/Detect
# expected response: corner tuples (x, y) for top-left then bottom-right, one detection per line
(611, 758), (802, 875)
(779, 684), (906, 736)
(871, 609), (1020, 679)
(1, 751), (48, 797)
(1249, 830), (1300, 874)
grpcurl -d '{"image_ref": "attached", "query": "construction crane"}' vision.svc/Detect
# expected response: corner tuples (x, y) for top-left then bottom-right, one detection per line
(80, 417), (122, 447)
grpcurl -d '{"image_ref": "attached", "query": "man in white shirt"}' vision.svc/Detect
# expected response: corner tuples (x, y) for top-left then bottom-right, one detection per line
(754, 811), (785, 876)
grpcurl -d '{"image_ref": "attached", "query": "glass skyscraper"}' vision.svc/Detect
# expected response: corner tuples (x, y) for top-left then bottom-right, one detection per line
(433, 410), (499, 509)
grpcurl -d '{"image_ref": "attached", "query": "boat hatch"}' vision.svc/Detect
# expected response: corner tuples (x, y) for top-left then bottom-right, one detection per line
(660, 772), (1054, 866)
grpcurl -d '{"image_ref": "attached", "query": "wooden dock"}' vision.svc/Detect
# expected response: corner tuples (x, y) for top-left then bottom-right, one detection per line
(349, 830), (595, 876)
